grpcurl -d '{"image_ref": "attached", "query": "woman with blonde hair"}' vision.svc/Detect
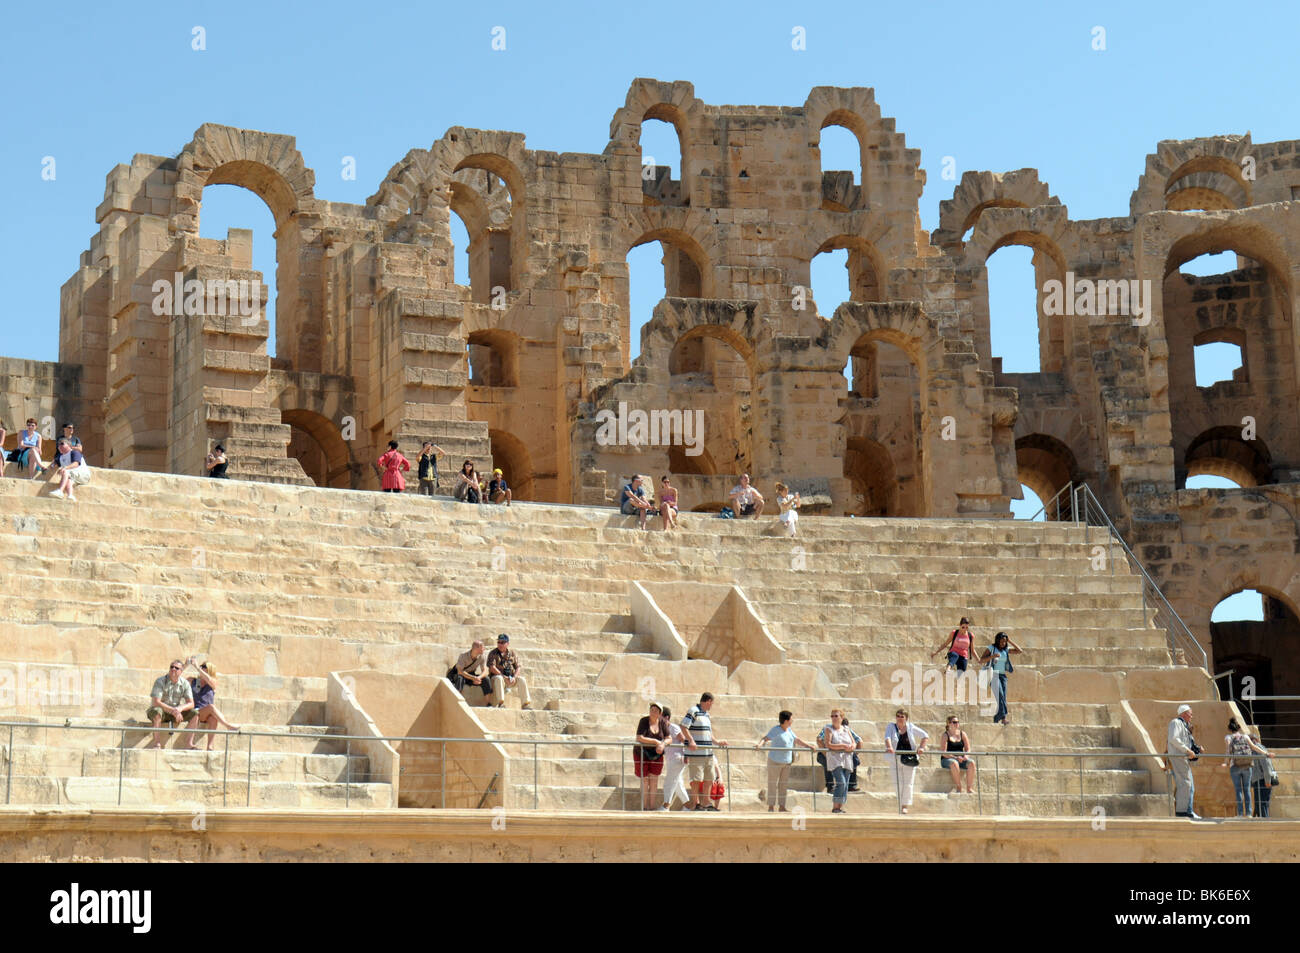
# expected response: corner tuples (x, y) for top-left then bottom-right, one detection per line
(183, 658), (240, 750)
(824, 708), (856, 813)
(774, 482), (800, 538)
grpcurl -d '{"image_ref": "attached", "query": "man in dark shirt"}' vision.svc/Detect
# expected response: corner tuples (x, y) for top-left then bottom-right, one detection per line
(486, 634), (532, 709)
(417, 441), (445, 496)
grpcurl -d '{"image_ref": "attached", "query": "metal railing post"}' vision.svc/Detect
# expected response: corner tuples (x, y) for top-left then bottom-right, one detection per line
(620, 743), (626, 811)
(1078, 755), (1085, 816)
(5, 724), (12, 805)
(810, 747), (816, 814)
(994, 754), (1001, 815)
(533, 742), (539, 811)
(245, 732), (253, 807)
(345, 738), (351, 808)
(222, 729), (230, 807)
(118, 727), (126, 806)
(440, 741), (446, 809)
(976, 759), (982, 816)
(726, 747), (732, 813)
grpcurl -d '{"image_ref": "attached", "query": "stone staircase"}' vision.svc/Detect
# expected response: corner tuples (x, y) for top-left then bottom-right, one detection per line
(0, 467), (1267, 816)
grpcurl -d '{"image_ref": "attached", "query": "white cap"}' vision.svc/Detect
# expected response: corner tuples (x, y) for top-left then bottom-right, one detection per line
(1176, 704), (1191, 716)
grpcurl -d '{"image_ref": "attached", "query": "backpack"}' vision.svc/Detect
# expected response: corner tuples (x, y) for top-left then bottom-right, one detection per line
(718, 506), (735, 519)
(1228, 733), (1254, 769)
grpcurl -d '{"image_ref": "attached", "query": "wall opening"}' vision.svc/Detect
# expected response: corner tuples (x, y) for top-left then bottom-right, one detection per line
(467, 329), (519, 388)
(640, 116), (684, 206)
(986, 244), (1039, 373)
(1212, 589), (1300, 746)
(197, 184), (277, 356)
(1193, 330), (1246, 388)
(1181, 426), (1270, 488)
(488, 429), (534, 501)
(1011, 483), (1045, 520)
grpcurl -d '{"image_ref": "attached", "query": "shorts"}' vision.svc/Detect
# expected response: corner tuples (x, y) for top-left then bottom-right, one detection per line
(941, 756), (974, 770)
(146, 706), (188, 726)
(66, 466), (91, 485)
(621, 500), (643, 516)
(633, 751), (664, 778)
(687, 756), (717, 784)
(946, 651), (968, 672)
(739, 503), (757, 516)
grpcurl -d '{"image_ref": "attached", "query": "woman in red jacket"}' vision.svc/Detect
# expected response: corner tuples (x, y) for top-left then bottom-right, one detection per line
(376, 440), (411, 493)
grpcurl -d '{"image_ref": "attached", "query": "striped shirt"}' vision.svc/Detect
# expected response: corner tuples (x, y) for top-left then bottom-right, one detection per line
(680, 705), (713, 757)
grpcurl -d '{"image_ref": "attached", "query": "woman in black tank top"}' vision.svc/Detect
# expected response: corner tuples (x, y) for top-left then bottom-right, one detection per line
(940, 715), (976, 794)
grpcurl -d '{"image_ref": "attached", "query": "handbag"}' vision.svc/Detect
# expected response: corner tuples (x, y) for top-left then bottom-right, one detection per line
(900, 752), (920, 767)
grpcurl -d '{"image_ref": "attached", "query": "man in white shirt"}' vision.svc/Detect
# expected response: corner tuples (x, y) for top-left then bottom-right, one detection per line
(1166, 704), (1201, 819)
(729, 474), (764, 519)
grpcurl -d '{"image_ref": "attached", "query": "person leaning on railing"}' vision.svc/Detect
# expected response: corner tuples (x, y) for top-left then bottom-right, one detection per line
(1249, 729), (1277, 818)
(754, 709), (815, 812)
(1222, 717), (1269, 817)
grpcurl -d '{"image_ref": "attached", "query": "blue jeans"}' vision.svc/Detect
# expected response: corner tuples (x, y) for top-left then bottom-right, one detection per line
(831, 766), (850, 806)
(1230, 766), (1253, 816)
(992, 673), (1008, 723)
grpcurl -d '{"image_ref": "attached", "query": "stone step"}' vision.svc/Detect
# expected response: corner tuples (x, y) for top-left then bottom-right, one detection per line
(1, 743), (371, 785)
(2, 775), (393, 809)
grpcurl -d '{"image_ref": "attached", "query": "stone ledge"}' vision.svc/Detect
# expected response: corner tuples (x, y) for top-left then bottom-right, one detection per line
(3, 808), (1297, 862)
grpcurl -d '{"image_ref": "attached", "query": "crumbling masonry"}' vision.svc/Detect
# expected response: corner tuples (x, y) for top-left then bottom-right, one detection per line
(4, 79), (1300, 690)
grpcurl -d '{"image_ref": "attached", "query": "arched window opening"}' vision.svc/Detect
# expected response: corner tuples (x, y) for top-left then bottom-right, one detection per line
(640, 116), (684, 206)
(627, 234), (706, 362)
(1212, 589), (1300, 746)
(987, 245), (1039, 374)
(1014, 434), (1078, 515)
(197, 184), (277, 356)
(1181, 427), (1270, 489)
(817, 118), (866, 211)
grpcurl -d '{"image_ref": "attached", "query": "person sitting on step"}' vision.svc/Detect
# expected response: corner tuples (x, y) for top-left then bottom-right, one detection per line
(486, 633), (531, 709)
(620, 474), (654, 530)
(446, 640), (494, 702)
(182, 658), (240, 750)
(488, 468), (512, 506)
(146, 659), (195, 749)
(51, 437), (91, 501)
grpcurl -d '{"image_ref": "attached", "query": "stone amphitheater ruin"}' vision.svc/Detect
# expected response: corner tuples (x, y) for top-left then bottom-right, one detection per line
(2, 79), (1298, 859)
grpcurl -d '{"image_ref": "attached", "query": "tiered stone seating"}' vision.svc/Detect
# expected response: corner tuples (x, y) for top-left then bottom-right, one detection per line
(0, 469), (1261, 816)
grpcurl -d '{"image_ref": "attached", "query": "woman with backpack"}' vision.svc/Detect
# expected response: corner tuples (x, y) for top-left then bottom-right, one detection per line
(931, 618), (979, 676)
(1222, 717), (1268, 817)
(978, 632), (1023, 725)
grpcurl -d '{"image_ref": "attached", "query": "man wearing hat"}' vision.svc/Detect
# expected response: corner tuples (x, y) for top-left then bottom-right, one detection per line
(487, 634), (532, 709)
(1167, 704), (1201, 819)
(488, 468), (512, 506)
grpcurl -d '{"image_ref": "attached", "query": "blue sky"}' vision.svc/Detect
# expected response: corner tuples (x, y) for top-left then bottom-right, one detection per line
(3, 0), (1291, 616)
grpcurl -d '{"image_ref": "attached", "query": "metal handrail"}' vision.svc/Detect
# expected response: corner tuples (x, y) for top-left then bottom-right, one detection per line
(1026, 482), (1208, 673)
